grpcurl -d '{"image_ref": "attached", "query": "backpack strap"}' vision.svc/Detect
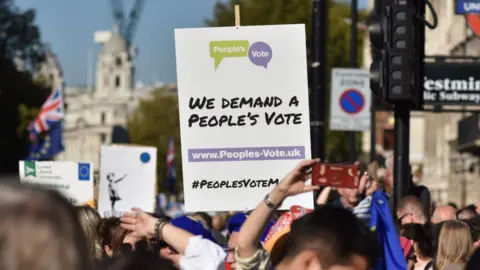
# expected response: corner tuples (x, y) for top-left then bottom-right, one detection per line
(424, 261), (433, 270)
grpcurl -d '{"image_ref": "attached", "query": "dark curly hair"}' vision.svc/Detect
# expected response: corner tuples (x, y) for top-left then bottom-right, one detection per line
(401, 223), (434, 259)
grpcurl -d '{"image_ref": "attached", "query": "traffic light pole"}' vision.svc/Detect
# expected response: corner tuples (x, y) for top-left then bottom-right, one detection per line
(370, 104), (376, 162)
(349, 0), (358, 162)
(310, 0), (327, 161)
(392, 102), (410, 212)
(311, 0), (328, 208)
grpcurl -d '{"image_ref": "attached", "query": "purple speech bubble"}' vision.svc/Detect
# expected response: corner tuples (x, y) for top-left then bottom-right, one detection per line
(248, 41), (272, 69)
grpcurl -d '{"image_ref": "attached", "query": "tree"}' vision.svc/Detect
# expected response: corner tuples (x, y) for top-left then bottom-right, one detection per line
(0, 0), (48, 174)
(0, 0), (45, 71)
(128, 88), (183, 194)
(206, 0), (367, 161)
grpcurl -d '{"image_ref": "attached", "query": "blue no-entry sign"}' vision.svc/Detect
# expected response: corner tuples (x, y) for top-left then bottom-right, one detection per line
(339, 89), (365, 114)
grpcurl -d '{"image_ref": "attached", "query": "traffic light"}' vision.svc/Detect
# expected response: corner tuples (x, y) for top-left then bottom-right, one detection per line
(368, 0), (425, 106)
(368, 3), (386, 99)
(384, 3), (414, 101)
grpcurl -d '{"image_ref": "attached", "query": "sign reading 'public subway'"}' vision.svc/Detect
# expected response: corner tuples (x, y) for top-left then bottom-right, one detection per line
(424, 62), (480, 105)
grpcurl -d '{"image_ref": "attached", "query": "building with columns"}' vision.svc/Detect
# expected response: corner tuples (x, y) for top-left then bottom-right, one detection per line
(57, 28), (135, 171)
(362, 0), (480, 206)
(34, 26), (166, 174)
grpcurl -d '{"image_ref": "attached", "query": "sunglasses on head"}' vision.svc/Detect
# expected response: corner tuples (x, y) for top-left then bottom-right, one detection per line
(223, 246), (235, 253)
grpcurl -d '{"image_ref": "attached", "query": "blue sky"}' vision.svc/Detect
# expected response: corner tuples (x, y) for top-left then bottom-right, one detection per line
(15, 0), (368, 86)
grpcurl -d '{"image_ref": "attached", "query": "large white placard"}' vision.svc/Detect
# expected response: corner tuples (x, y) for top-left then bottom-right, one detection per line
(18, 161), (94, 206)
(98, 145), (157, 217)
(329, 68), (371, 131)
(175, 24), (312, 211)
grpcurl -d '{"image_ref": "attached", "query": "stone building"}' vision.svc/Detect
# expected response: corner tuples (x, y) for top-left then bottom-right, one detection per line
(38, 26), (167, 173)
(422, 1), (480, 206)
(362, 0), (480, 206)
(56, 27), (135, 171)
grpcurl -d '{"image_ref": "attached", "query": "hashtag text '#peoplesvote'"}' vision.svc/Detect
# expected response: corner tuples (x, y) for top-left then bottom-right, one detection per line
(192, 179), (279, 189)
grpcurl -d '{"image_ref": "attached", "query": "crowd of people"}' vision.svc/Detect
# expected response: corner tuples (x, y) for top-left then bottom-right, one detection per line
(1, 156), (480, 270)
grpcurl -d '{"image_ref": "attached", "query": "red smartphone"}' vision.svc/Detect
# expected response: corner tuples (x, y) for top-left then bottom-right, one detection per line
(311, 163), (360, 189)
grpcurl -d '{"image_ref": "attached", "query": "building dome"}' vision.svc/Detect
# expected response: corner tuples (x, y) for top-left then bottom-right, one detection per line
(102, 32), (127, 54)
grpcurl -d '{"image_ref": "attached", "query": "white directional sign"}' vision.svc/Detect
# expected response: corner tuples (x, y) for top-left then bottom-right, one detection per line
(329, 68), (371, 131)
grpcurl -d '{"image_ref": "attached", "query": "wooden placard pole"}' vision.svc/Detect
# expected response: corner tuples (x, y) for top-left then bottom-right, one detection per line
(235, 5), (241, 27)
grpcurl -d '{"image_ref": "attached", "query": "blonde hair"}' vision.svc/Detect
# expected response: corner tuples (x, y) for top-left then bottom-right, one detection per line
(0, 183), (91, 270)
(436, 220), (473, 270)
(77, 205), (103, 260)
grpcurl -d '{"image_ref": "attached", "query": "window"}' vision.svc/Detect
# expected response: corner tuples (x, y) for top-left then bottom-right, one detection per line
(115, 57), (122, 67)
(101, 112), (106, 124)
(100, 133), (107, 143)
(115, 76), (120, 88)
(64, 102), (68, 111)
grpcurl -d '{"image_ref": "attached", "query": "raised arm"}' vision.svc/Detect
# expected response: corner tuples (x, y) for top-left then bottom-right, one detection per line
(236, 159), (320, 258)
(115, 174), (127, 183)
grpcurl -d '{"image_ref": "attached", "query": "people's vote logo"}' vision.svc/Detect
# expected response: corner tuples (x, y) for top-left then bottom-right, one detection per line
(209, 40), (273, 70)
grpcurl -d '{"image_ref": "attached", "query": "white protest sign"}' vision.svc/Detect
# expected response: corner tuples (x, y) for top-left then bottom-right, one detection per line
(329, 68), (371, 131)
(98, 145), (157, 217)
(175, 24), (312, 211)
(18, 161), (94, 207)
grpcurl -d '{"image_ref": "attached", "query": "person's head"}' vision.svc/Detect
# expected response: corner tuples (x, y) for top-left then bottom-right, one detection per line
(464, 215), (480, 248)
(466, 248), (480, 270)
(401, 224), (434, 261)
(448, 202), (458, 210)
(77, 205), (103, 260)
(226, 213), (249, 267)
(107, 250), (176, 270)
(107, 173), (114, 181)
(275, 205), (377, 270)
(0, 183), (91, 270)
(476, 202), (480, 214)
(190, 212), (213, 229)
(99, 217), (135, 257)
(436, 220), (473, 270)
(212, 212), (229, 231)
(336, 187), (361, 208)
(457, 208), (476, 220)
(397, 196), (427, 225)
(432, 205), (457, 224)
(337, 174), (371, 208)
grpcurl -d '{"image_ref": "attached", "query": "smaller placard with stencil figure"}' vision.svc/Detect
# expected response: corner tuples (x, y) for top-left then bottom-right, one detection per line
(98, 145), (157, 218)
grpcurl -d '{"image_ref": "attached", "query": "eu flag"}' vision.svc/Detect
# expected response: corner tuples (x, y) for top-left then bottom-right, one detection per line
(26, 123), (64, 160)
(369, 191), (406, 270)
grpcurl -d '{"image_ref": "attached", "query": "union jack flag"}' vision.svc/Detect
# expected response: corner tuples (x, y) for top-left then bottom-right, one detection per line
(29, 86), (64, 140)
(166, 136), (176, 193)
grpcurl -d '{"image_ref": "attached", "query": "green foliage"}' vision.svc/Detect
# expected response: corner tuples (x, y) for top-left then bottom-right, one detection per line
(128, 88), (182, 194)
(206, 0), (367, 161)
(33, 74), (54, 89)
(17, 104), (40, 135)
(0, 1), (48, 172)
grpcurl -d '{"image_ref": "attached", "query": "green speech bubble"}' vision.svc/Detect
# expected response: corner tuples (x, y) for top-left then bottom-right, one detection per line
(209, 40), (250, 69)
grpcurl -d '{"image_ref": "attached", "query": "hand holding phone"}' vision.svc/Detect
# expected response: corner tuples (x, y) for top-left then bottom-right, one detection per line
(311, 163), (360, 189)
